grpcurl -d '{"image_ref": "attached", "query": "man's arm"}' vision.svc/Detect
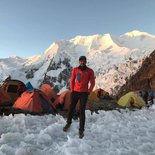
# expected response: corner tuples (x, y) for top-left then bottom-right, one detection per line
(70, 69), (76, 91)
(88, 69), (95, 93)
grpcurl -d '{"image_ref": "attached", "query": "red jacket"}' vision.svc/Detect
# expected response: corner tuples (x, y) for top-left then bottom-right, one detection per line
(70, 66), (95, 93)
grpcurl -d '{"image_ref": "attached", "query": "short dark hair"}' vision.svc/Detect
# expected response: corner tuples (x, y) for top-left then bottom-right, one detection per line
(79, 56), (87, 61)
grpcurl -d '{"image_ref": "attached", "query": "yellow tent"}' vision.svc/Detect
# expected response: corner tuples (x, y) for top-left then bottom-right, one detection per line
(88, 88), (109, 102)
(118, 91), (145, 108)
(88, 90), (100, 102)
(93, 88), (109, 96)
(88, 88), (110, 102)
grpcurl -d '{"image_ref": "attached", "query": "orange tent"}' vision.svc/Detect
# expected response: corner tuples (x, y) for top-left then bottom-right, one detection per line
(13, 89), (56, 114)
(54, 90), (71, 110)
(1, 79), (26, 103)
(40, 83), (58, 108)
(54, 90), (90, 110)
(0, 88), (11, 106)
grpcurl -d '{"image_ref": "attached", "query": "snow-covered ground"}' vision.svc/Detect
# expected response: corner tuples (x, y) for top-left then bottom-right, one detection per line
(0, 101), (155, 155)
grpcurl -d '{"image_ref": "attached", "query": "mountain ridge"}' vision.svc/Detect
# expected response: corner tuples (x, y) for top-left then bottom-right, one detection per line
(0, 30), (155, 94)
(117, 50), (155, 98)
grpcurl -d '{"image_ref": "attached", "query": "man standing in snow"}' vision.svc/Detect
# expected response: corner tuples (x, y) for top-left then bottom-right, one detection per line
(63, 56), (95, 138)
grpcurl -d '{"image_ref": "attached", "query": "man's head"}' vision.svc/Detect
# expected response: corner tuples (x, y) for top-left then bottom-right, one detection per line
(79, 56), (87, 66)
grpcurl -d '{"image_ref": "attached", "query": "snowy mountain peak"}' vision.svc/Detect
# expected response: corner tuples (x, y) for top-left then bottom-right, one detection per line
(69, 33), (117, 53)
(70, 34), (101, 47)
(123, 30), (155, 38)
(43, 42), (59, 58)
(0, 30), (155, 94)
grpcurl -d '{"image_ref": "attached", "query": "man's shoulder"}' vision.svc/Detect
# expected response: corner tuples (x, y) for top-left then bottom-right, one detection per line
(73, 67), (79, 70)
(86, 66), (94, 72)
(72, 66), (94, 73)
(72, 67), (80, 73)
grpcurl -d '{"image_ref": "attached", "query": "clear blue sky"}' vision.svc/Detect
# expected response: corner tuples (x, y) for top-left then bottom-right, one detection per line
(0, 0), (155, 58)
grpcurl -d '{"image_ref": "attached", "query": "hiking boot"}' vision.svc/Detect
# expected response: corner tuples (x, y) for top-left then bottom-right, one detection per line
(79, 130), (84, 139)
(94, 110), (99, 114)
(63, 123), (71, 132)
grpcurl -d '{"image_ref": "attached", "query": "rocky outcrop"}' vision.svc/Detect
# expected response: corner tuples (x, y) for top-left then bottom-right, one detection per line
(117, 50), (155, 98)
(41, 57), (72, 92)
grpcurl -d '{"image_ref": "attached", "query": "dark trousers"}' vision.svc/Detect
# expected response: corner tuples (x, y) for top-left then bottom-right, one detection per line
(143, 97), (148, 105)
(67, 91), (88, 131)
(150, 97), (154, 105)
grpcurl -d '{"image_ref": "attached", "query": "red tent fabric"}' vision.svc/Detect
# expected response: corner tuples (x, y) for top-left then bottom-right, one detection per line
(54, 90), (90, 110)
(54, 90), (71, 110)
(40, 84), (58, 108)
(13, 89), (56, 114)
(1, 79), (26, 103)
(0, 88), (11, 106)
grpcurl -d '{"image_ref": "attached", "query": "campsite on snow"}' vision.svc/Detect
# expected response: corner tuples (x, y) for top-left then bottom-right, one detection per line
(0, 30), (155, 154)
(0, 30), (155, 113)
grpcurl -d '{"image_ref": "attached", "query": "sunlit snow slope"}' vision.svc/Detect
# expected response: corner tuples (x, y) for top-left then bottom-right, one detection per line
(0, 30), (155, 94)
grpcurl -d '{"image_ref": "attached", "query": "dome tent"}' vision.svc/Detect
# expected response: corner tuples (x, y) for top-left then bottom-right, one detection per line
(13, 89), (56, 115)
(40, 83), (58, 108)
(0, 88), (11, 106)
(1, 79), (26, 103)
(118, 91), (145, 108)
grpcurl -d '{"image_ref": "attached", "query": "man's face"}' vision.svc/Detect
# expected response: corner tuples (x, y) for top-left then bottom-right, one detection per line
(79, 59), (86, 66)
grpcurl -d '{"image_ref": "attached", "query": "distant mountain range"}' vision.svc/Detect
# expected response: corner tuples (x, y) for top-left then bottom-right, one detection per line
(0, 30), (155, 94)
